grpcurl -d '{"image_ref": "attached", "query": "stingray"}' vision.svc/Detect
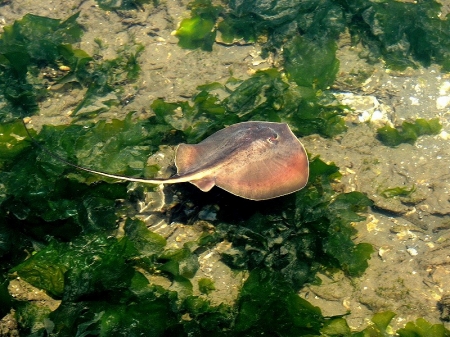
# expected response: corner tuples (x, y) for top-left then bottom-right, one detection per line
(25, 121), (309, 200)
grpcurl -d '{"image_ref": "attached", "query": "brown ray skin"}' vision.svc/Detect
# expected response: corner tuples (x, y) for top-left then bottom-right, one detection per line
(25, 121), (309, 200)
(174, 121), (309, 200)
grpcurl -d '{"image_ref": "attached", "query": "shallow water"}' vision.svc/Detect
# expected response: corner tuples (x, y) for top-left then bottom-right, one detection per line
(1, 0), (450, 334)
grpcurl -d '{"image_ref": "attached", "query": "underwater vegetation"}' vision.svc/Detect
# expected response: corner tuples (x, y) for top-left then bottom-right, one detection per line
(0, 11), (369, 336)
(0, 13), (82, 121)
(380, 185), (416, 199)
(175, 0), (450, 71)
(0, 12), (143, 123)
(377, 118), (442, 147)
(94, 0), (157, 10)
(151, 68), (347, 143)
(0, 1), (449, 335)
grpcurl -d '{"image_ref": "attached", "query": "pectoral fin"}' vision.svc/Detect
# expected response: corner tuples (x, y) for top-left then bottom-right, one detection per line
(190, 177), (216, 192)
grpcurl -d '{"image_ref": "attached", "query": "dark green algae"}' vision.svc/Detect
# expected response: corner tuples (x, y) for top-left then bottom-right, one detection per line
(1, 115), (375, 335)
(176, 0), (450, 72)
(377, 118), (442, 147)
(0, 5), (450, 337)
(0, 12), (144, 123)
(94, 0), (157, 11)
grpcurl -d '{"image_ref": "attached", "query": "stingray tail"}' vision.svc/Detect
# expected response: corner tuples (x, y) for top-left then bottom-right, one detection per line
(21, 119), (167, 184)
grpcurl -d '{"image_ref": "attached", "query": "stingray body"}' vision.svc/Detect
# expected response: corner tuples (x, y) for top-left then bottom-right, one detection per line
(34, 121), (309, 200)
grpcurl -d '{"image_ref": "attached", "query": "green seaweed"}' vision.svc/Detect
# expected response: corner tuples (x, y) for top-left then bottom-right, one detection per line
(0, 115), (168, 237)
(321, 317), (352, 336)
(352, 312), (450, 337)
(179, 296), (233, 335)
(0, 278), (15, 318)
(159, 245), (200, 279)
(49, 280), (179, 336)
(173, 0), (347, 97)
(1, 8), (444, 337)
(71, 44), (145, 118)
(0, 13), (82, 72)
(397, 318), (450, 337)
(10, 225), (188, 335)
(381, 185), (416, 199)
(152, 69), (347, 141)
(283, 36), (339, 90)
(12, 234), (138, 299)
(174, 0), (223, 51)
(377, 118), (442, 147)
(213, 157), (373, 290)
(95, 0), (156, 10)
(14, 302), (52, 335)
(347, 0), (450, 71)
(234, 269), (324, 335)
(0, 13), (144, 123)
(0, 13), (83, 122)
(177, 0), (450, 71)
(1, 115), (373, 335)
(198, 278), (215, 294)
(222, 0), (345, 54)
(371, 311), (397, 334)
(124, 217), (167, 257)
(353, 311), (396, 336)
(0, 119), (34, 168)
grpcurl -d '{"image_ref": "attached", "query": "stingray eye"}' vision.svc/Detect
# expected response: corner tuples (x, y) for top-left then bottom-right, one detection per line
(267, 133), (279, 143)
